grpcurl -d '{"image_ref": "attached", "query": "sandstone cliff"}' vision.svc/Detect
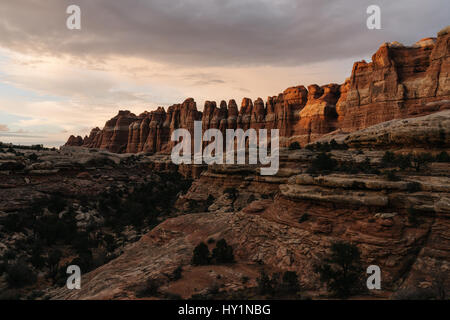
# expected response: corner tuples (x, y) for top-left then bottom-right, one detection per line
(65, 28), (450, 153)
(48, 110), (450, 300)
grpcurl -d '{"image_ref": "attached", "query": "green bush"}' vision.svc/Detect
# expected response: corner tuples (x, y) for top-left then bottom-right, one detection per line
(224, 187), (238, 200)
(381, 151), (396, 166)
(211, 239), (234, 264)
(192, 242), (210, 266)
(314, 242), (363, 298)
(135, 278), (161, 298)
(289, 142), (301, 150)
(47, 249), (62, 279)
(6, 261), (37, 288)
(171, 266), (183, 281)
(411, 153), (433, 172)
(407, 207), (421, 225)
(308, 153), (337, 173)
(435, 151), (450, 162)
(406, 182), (421, 193)
(281, 271), (300, 294)
(256, 271), (274, 295)
(386, 170), (401, 181)
(298, 213), (310, 223)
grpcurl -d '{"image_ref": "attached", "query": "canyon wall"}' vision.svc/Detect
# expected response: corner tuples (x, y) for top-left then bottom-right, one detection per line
(66, 28), (450, 152)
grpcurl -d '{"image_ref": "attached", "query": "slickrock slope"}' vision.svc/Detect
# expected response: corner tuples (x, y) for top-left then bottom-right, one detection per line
(49, 111), (450, 300)
(66, 27), (450, 152)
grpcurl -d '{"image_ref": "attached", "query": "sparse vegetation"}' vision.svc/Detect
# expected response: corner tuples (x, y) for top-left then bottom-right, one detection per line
(192, 242), (210, 266)
(386, 170), (401, 181)
(211, 239), (234, 264)
(435, 151), (450, 162)
(288, 142), (301, 150)
(5, 260), (37, 288)
(298, 213), (310, 223)
(407, 207), (421, 225)
(314, 242), (363, 298)
(223, 187), (239, 200)
(306, 140), (348, 152)
(308, 152), (337, 173)
(406, 182), (422, 193)
(256, 270), (301, 297)
(135, 278), (162, 298)
(192, 239), (235, 266)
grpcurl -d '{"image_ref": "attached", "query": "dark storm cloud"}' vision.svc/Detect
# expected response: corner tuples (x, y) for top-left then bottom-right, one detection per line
(0, 0), (448, 67)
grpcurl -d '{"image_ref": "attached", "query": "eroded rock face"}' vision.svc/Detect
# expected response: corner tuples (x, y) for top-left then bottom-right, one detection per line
(336, 30), (450, 132)
(66, 135), (83, 147)
(52, 122), (450, 299)
(66, 29), (450, 152)
(3, 108), (445, 300)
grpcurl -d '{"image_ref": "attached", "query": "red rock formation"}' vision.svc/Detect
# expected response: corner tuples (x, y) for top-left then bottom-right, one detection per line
(65, 135), (83, 146)
(66, 28), (450, 152)
(294, 84), (340, 144)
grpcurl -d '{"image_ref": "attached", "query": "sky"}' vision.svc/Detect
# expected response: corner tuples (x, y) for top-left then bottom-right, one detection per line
(0, 0), (448, 147)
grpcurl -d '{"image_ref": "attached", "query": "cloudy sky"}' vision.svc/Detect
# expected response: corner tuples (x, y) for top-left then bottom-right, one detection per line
(0, 0), (448, 147)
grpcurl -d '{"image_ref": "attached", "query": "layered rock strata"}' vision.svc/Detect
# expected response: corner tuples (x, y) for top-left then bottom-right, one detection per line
(66, 29), (450, 153)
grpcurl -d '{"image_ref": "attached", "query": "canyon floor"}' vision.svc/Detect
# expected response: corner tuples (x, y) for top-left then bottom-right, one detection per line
(0, 110), (449, 300)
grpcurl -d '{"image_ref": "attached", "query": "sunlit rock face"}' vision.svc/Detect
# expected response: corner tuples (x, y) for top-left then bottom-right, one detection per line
(66, 30), (450, 152)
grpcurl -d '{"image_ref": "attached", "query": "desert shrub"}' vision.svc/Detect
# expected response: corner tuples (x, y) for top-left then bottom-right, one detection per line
(351, 181), (366, 189)
(407, 207), (421, 225)
(314, 242), (363, 298)
(6, 261), (37, 288)
(411, 153), (433, 172)
(28, 153), (38, 161)
(330, 139), (349, 150)
(298, 213), (310, 223)
(257, 271), (274, 295)
(135, 278), (161, 298)
(103, 234), (116, 252)
(289, 142), (301, 150)
(164, 292), (182, 300)
(65, 251), (94, 275)
(381, 151), (396, 166)
(256, 271), (300, 296)
(84, 157), (116, 167)
(100, 173), (192, 229)
(34, 213), (77, 245)
(435, 151), (450, 162)
(383, 151), (413, 170)
(308, 153), (337, 173)
(397, 154), (412, 170)
(223, 187), (238, 200)
(3, 249), (17, 261)
(391, 287), (437, 300)
(47, 249), (62, 279)
(170, 265), (183, 281)
(315, 142), (331, 152)
(281, 271), (300, 294)
(386, 170), (401, 181)
(406, 182), (422, 193)
(29, 244), (45, 269)
(211, 239), (234, 264)
(0, 289), (22, 300)
(192, 242), (210, 266)
(47, 194), (67, 214)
